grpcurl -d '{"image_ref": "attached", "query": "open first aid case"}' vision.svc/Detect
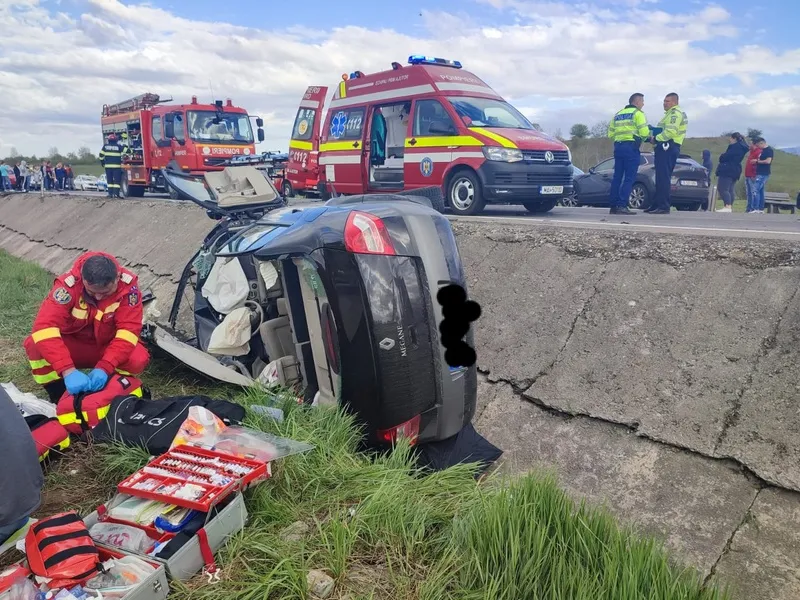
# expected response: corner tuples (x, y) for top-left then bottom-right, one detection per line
(83, 445), (269, 582)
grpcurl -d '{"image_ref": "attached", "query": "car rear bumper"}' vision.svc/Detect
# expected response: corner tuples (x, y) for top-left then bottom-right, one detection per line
(670, 184), (708, 203)
(477, 161), (574, 203)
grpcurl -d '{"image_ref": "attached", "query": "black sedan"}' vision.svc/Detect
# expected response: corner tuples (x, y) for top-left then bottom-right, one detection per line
(573, 153), (710, 210)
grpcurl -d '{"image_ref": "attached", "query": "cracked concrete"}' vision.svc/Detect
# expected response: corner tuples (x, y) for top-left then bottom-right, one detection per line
(5, 196), (800, 598)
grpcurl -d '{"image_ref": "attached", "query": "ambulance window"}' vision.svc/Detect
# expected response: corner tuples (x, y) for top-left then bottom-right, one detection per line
(292, 108), (316, 141)
(152, 116), (163, 141)
(413, 100), (457, 137)
(329, 107), (365, 140)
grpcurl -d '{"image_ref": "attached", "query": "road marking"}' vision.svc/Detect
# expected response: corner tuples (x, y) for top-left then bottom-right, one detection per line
(448, 215), (800, 237)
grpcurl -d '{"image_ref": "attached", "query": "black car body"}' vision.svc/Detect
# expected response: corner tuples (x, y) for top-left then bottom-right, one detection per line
(574, 152), (710, 210)
(150, 166), (477, 447)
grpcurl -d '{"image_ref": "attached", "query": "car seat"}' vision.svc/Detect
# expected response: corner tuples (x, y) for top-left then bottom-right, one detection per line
(258, 298), (301, 386)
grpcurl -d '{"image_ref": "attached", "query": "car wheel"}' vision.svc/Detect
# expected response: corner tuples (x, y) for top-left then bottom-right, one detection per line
(282, 181), (294, 198)
(628, 183), (649, 209)
(523, 200), (558, 214)
(120, 176), (129, 198)
(560, 193), (579, 207)
(447, 170), (486, 216)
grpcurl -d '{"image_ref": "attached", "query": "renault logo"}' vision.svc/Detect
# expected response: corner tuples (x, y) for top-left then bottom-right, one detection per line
(379, 338), (395, 351)
(544, 151), (554, 163)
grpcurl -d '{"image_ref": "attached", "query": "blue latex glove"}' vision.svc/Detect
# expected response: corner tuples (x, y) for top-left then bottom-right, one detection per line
(88, 368), (109, 392)
(64, 370), (92, 395)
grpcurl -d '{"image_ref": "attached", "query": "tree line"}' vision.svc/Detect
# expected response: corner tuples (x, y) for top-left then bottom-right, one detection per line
(1, 146), (101, 165)
(567, 123), (765, 141)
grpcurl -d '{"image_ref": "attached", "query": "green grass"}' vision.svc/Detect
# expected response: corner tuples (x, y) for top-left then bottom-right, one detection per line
(568, 136), (800, 211)
(0, 249), (732, 600)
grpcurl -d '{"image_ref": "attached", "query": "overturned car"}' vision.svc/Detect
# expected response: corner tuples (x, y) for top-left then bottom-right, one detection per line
(146, 166), (478, 447)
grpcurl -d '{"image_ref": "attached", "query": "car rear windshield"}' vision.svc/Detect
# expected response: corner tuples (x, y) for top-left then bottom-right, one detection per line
(445, 96), (535, 130)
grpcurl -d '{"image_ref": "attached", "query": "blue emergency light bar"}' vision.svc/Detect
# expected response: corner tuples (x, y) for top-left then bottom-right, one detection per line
(408, 55), (462, 69)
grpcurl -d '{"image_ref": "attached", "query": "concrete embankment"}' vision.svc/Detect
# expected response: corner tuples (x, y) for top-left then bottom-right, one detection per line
(2, 193), (800, 599)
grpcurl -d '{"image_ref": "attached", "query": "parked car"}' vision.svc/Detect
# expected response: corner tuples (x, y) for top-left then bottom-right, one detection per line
(560, 165), (585, 207)
(74, 174), (99, 191)
(149, 166), (478, 448)
(96, 174), (108, 192)
(573, 153), (709, 210)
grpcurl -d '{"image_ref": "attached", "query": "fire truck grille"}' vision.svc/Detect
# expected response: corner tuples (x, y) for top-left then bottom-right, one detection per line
(203, 158), (229, 167)
(492, 172), (574, 187)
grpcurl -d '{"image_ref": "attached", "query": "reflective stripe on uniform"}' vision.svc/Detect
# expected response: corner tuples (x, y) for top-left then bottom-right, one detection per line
(608, 107), (649, 142)
(656, 106), (688, 145)
(32, 327), (61, 343)
(115, 368), (132, 376)
(33, 371), (60, 385)
(470, 128), (517, 148)
(29, 358), (50, 369)
(95, 302), (120, 320)
(290, 141), (313, 151)
(115, 329), (139, 345)
(403, 136), (483, 148)
(71, 307), (88, 319)
(57, 387), (143, 425)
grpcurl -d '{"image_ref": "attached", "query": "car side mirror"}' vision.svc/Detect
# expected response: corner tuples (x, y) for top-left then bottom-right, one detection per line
(164, 117), (175, 139)
(588, 167), (596, 174)
(256, 117), (264, 128)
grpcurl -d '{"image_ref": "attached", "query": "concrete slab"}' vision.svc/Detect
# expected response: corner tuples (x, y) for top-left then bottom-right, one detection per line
(475, 378), (758, 576)
(713, 488), (800, 600)
(717, 285), (800, 491)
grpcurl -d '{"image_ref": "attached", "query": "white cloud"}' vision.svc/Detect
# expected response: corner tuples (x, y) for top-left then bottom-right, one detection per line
(1, 0), (799, 158)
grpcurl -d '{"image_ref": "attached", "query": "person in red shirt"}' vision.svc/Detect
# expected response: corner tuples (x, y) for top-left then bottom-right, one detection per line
(23, 252), (150, 402)
(744, 140), (762, 213)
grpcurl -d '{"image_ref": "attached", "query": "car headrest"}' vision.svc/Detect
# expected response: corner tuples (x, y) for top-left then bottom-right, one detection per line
(276, 298), (288, 316)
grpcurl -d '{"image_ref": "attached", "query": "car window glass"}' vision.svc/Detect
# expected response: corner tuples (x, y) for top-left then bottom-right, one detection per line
(328, 107), (365, 141)
(414, 99), (457, 136)
(152, 116), (162, 141)
(596, 158), (614, 171)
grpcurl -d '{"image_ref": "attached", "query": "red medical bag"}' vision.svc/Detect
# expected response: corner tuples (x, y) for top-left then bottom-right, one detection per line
(25, 414), (71, 462)
(56, 373), (144, 435)
(25, 512), (101, 589)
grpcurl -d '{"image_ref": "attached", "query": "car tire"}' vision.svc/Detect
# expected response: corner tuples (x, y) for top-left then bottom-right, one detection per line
(523, 200), (558, 214)
(560, 193), (579, 207)
(282, 181), (294, 198)
(120, 175), (129, 198)
(628, 183), (649, 209)
(446, 169), (486, 216)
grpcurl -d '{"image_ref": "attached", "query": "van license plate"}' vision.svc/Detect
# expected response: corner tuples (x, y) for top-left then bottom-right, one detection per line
(680, 180), (698, 186)
(540, 186), (563, 194)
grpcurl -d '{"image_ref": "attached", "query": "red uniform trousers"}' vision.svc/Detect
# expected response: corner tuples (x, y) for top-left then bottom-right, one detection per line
(23, 334), (150, 386)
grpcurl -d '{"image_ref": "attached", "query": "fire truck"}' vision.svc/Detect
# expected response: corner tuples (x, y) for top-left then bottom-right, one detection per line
(100, 93), (265, 198)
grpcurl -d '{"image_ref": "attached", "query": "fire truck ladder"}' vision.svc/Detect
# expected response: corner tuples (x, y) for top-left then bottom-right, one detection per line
(101, 93), (171, 116)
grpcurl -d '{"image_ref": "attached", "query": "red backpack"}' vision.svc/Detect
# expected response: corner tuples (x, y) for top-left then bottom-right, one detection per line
(25, 512), (101, 588)
(56, 374), (144, 435)
(25, 415), (71, 462)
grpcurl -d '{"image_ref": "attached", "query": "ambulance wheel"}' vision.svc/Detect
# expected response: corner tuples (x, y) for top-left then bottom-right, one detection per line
(523, 200), (558, 214)
(282, 181), (294, 198)
(447, 170), (485, 216)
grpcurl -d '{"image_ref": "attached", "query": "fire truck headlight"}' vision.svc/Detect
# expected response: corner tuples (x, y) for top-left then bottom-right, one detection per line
(482, 147), (523, 163)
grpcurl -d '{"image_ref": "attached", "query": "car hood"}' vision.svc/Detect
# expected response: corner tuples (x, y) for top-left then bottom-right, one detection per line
(471, 127), (567, 150)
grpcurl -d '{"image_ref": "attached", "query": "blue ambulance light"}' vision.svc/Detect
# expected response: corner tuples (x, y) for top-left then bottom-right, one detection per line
(407, 55), (462, 69)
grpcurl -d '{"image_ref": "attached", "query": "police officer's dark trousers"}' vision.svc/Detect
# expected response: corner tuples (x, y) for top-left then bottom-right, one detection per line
(610, 141), (640, 208)
(106, 167), (122, 198)
(653, 141), (681, 211)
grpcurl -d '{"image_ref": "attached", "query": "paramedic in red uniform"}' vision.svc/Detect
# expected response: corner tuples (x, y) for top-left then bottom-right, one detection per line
(23, 252), (150, 402)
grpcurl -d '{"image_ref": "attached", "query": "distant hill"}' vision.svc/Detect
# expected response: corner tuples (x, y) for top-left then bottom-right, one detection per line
(780, 146), (800, 156)
(565, 136), (800, 196)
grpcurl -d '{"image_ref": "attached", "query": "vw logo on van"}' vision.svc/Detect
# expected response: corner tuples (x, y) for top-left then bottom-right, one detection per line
(544, 151), (554, 163)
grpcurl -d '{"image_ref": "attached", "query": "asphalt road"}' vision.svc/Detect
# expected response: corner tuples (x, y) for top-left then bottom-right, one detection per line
(36, 190), (800, 241)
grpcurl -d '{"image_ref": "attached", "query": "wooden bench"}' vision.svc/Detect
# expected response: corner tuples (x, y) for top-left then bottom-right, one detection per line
(764, 192), (795, 214)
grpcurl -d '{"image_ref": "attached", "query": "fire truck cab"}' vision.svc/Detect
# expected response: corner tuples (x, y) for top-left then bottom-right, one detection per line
(287, 56), (573, 215)
(100, 93), (265, 198)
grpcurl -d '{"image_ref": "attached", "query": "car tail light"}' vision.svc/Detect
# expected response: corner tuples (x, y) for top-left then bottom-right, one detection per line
(377, 414), (421, 445)
(344, 211), (396, 256)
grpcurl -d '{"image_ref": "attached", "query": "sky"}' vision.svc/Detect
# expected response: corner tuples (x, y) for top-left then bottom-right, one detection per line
(1, 0), (799, 158)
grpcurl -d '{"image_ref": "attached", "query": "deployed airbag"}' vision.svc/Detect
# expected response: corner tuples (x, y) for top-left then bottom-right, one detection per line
(207, 306), (252, 356)
(202, 257), (249, 314)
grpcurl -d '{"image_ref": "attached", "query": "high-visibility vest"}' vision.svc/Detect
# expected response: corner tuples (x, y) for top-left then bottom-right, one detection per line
(655, 105), (688, 145)
(607, 105), (650, 143)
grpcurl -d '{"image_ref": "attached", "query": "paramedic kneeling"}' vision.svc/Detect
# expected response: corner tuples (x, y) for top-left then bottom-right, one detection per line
(23, 252), (150, 403)
(0, 386), (43, 547)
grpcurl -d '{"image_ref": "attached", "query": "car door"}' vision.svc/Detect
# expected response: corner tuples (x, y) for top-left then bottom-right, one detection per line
(576, 158), (615, 203)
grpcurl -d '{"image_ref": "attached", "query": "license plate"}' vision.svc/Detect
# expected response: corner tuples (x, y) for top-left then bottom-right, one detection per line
(540, 186), (564, 194)
(680, 180), (698, 186)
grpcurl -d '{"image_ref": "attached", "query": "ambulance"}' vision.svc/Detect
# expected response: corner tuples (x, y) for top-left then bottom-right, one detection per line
(286, 56), (573, 215)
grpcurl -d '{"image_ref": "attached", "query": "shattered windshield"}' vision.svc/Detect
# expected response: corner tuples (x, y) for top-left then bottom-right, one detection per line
(187, 111), (254, 143)
(446, 96), (534, 130)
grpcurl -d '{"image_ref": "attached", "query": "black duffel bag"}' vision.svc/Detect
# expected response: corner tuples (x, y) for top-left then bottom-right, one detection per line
(90, 394), (245, 455)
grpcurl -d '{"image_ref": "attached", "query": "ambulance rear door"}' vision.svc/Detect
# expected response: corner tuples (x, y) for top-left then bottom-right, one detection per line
(287, 85), (328, 194)
(319, 103), (367, 195)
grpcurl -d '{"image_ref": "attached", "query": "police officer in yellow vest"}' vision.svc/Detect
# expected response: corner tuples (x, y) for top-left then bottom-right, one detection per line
(98, 133), (130, 198)
(646, 92), (688, 214)
(607, 93), (650, 215)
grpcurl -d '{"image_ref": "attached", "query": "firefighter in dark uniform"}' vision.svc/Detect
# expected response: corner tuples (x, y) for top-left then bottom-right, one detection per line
(99, 133), (129, 198)
(646, 92), (688, 214)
